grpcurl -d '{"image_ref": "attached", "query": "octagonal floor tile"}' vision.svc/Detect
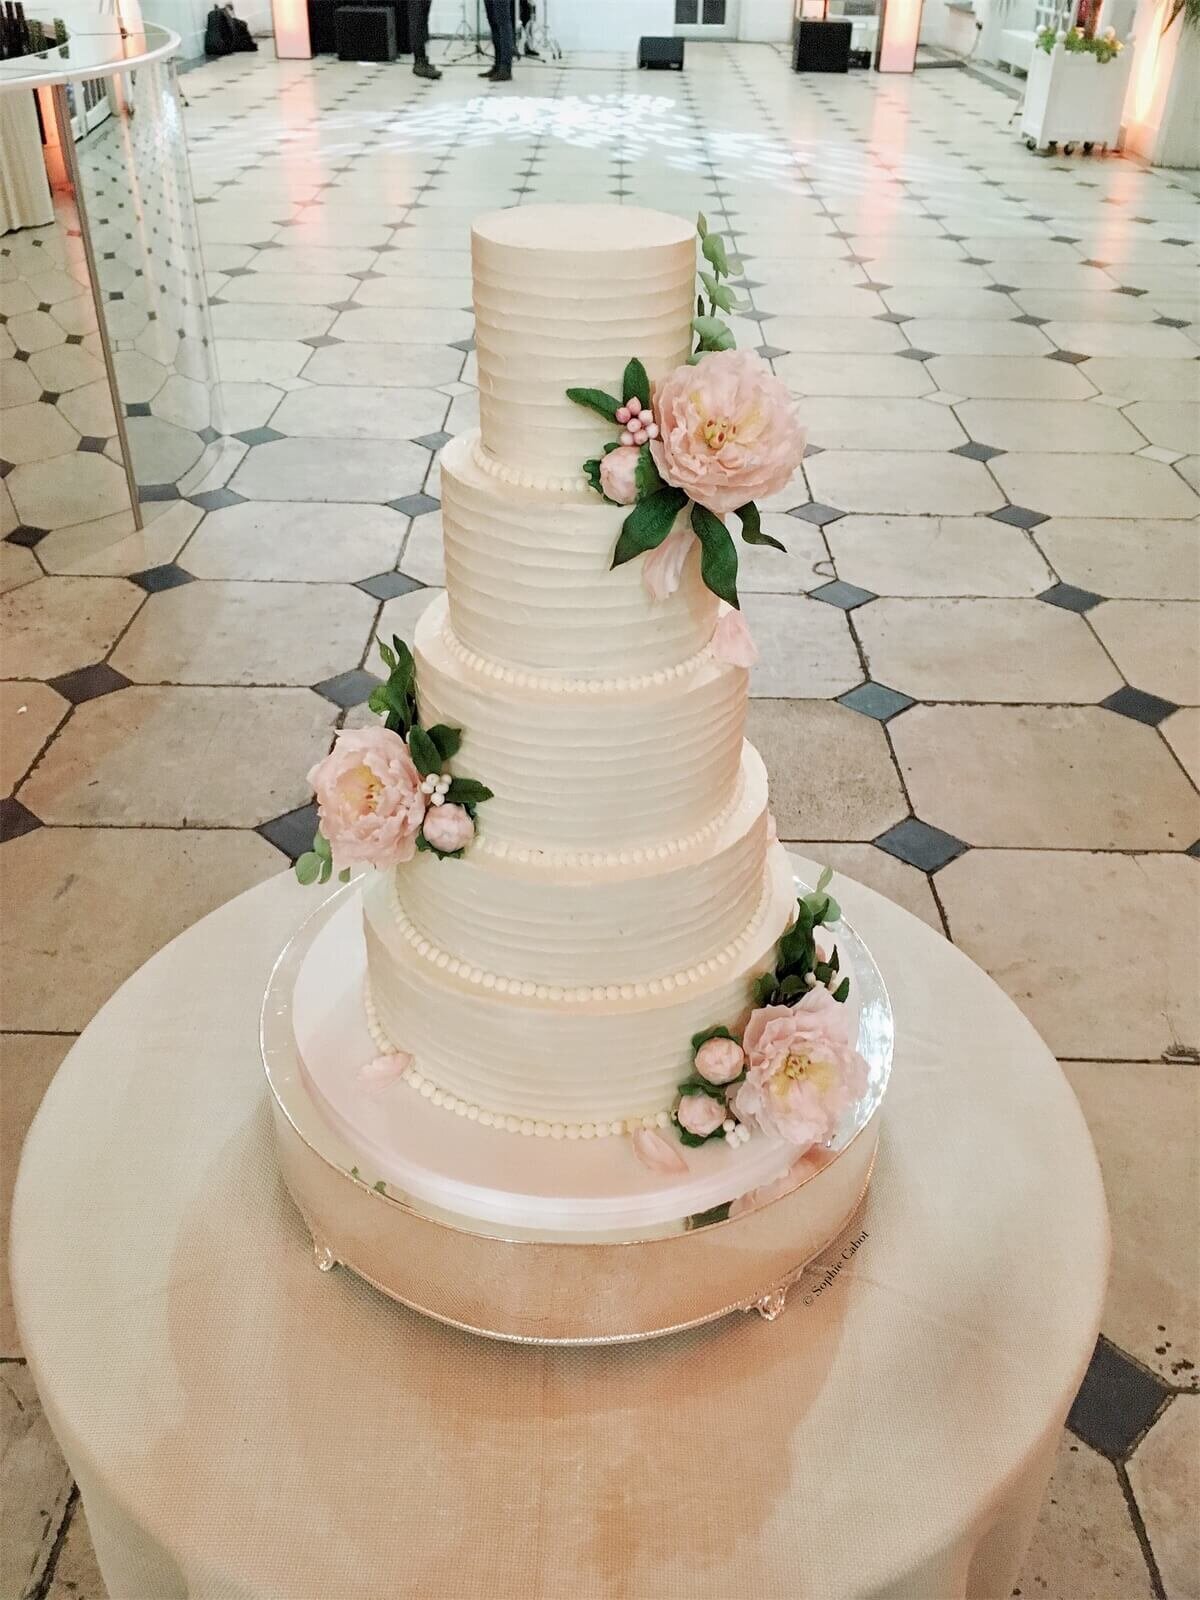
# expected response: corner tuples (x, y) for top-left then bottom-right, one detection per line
(785, 841), (942, 931)
(742, 592), (862, 698)
(1123, 401), (1200, 457)
(1128, 1399), (1200, 1598)
(27, 341), (104, 394)
(748, 698), (908, 840)
(0, 576), (140, 679)
(857, 598), (1121, 703)
(270, 385), (448, 441)
(5, 309), (66, 354)
(398, 511), (444, 587)
(1089, 601), (1200, 705)
(0, 826), (283, 1032)
(57, 379), (117, 439)
(925, 355), (1095, 400)
(827, 515), (1053, 597)
(778, 353), (934, 398)
(112, 578), (376, 686)
(937, 850), (1198, 1059)
(125, 415), (206, 485)
(0, 543), (40, 595)
(955, 399), (1144, 454)
(1015, 1434), (1154, 1600)
(0, 680), (67, 793)
(1063, 1062), (1198, 1390)
(299, 342), (464, 389)
(229, 437), (429, 503)
(737, 514), (829, 594)
(185, 501), (407, 582)
(1, 1034), (74, 1355)
(8, 451), (130, 532)
(36, 502), (202, 579)
(372, 585), (441, 656)
(0, 358), (40, 410)
(1161, 707), (1200, 788)
(993, 452), (1199, 520)
(806, 451), (1004, 516)
(329, 307), (474, 346)
(892, 704), (1200, 849)
(21, 686), (336, 827)
(801, 396), (967, 453)
(1035, 519), (1200, 602)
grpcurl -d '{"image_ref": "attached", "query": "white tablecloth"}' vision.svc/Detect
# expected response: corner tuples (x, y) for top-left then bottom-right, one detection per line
(11, 856), (1108, 1600)
(0, 92), (54, 234)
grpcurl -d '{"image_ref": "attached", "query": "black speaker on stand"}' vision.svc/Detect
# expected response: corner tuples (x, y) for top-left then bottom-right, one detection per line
(335, 2), (397, 59)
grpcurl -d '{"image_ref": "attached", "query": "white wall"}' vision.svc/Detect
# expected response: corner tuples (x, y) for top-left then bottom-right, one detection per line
(429, 0), (674, 50)
(738, 0), (795, 40)
(140, 0), (272, 59)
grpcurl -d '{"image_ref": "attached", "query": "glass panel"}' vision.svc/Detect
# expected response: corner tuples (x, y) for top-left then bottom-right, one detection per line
(702, 0), (728, 21)
(675, 0), (700, 23)
(70, 61), (225, 507)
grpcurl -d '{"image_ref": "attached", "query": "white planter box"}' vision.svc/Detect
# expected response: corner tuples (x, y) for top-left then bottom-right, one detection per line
(1020, 42), (1133, 150)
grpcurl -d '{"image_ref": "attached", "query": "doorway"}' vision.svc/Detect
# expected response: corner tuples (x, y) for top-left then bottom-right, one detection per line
(673, 0), (741, 39)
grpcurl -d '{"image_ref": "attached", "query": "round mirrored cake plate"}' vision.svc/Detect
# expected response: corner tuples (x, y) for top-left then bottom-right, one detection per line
(261, 878), (893, 1344)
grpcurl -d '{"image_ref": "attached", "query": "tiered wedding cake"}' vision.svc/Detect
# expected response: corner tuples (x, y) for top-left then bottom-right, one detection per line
(292, 204), (871, 1185)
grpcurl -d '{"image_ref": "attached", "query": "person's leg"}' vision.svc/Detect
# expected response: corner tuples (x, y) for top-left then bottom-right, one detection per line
(483, 0), (514, 74)
(410, 0), (440, 74)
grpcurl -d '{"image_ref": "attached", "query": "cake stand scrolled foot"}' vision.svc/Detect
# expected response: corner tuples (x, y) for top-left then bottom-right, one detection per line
(749, 1285), (790, 1322)
(312, 1236), (338, 1273)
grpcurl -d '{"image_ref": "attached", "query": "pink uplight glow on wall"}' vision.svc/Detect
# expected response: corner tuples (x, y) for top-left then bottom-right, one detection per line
(875, 0), (923, 71)
(272, 0), (312, 58)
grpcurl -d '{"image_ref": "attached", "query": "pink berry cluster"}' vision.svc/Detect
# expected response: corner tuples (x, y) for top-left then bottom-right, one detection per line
(615, 397), (660, 449)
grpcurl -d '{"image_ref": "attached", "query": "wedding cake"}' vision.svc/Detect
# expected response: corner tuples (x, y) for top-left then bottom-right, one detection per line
(293, 205), (870, 1181)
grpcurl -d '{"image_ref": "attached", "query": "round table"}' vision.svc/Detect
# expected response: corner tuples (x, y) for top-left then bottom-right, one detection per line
(11, 856), (1108, 1600)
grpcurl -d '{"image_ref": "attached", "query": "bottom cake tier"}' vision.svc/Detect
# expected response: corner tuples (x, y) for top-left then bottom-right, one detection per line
(362, 842), (798, 1134)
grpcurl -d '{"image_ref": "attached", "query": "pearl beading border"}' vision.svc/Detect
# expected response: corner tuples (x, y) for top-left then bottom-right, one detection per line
(439, 617), (715, 697)
(364, 984), (671, 1140)
(470, 435), (589, 495)
(386, 868), (772, 1005)
(473, 771), (748, 870)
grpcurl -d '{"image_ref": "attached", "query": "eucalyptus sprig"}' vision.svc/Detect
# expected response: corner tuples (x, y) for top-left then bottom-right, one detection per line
(693, 212), (742, 358)
(751, 867), (849, 1009)
(295, 828), (350, 888)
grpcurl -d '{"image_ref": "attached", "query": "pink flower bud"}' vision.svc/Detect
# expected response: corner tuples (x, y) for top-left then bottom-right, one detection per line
(645, 422), (660, 439)
(627, 397), (643, 417)
(598, 444), (641, 505)
(676, 1092), (727, 1139)
(421, 803), (475, 854)
(619, 430), (634, 447)
(616, 406), (631, 424)
(694, 1035), (746, 1085)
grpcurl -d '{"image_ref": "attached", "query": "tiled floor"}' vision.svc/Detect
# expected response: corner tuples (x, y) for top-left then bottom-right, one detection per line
(2, 40), (1198, 1600)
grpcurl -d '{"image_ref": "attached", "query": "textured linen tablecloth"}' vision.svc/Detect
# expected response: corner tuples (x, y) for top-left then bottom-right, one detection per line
(0, 92), (54, 234)
(11, 856), (1108, 1600)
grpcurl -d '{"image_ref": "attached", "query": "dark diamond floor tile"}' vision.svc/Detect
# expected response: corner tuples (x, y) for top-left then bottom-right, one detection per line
(953, 442), (1004, 462)
(837, 682), (914, 721)
(126, 401), (152, 417)
(788, 502), (846, 527)
(0, 797), (42, 844)
(1101, 685), (1179, 727)
(1114, 285), (1149, 297)
(962, 257), (990, 267)
(301, 335), (341, 349)
(990, 504), (1048, 530)
(138, 485), (182, 504)
(1067, 1337), (1170, 1459)
(6, 525), (47, 548)
(1039, 581), (1103, 613)
(76, 436), (108, 453)
(1051, 235), (1080, 244)
(1155, 315), (1190, 329)
(387, 492), (440, 517)
(756, 344), (788, 360)
(1186, 839), (1200, 859)
(414, 431), (451, 451)
(128, 563), (195, 593)
(198, 426), (222, 446)
(984, 283), (1018, 294)
(875, 311), (911, 324)
(45, 661), (131, 704)
(189, 487), (247, 512)
(312, 668), (382, 708)
(1048, 350), (1089, 364)
(234, 426), (285, 446)
(257, 802), (319, 864)
(875, 817), (968, 873)
(812, 579), (876, 610)
(356, 570), (424, 600)
(897, 348), (934, 361)
(449, 337), (475, 354)
(1013, 314), (1049, 327)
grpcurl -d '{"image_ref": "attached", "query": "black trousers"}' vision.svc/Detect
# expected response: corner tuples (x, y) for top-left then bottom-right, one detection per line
(408, 0), (431, 60)
(483, 0), (514, 67)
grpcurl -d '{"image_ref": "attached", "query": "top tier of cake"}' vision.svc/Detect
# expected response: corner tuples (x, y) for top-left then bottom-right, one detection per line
(472, 205), (697, 481)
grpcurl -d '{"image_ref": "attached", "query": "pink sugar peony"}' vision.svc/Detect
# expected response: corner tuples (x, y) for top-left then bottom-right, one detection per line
(676, 1091), (727, 1140)
(599, 444), (641, 506)
(421, 802), (475, 855)
(730, 988), (868, 1151)
(649, 349), (806, 516)
(308, 727), (427, 873)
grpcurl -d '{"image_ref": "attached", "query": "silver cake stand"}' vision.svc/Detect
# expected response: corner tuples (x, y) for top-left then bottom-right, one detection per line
(261, 878), (893, 1345)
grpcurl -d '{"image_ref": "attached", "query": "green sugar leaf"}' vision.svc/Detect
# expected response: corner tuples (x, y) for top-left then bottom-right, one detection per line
(318, 857), (332, 884)
(582, 458), (605, 498)
(690, 1022), (739, 1052)
(622, 357), (650, 408)
(312, 830), (332, 861)
(692, 316), (736, 353)
(426, 724), (462, 762)
(779, 975), (804, 1000)
(407, 726), (442, 778)
(690, 503), (740, 609)
(634, 443), (663, 501)
(736, 501), (786, 552)
(565, 386), (621, 422)
(701, 231), (729, 278)
(338, 867), (351, 884)
(832, 977), (850, 1004)
(816, 865), (833, 894)
(377, 641), (397, 671)
(444, 777), (493, 807)
(753, 971), (777, 1006)
(696, 211), (709, 239)
(294, 852), (322, 886)
(611, 487), (688, 569)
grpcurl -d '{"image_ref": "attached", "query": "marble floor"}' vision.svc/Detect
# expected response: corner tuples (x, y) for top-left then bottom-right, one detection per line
(2, 39), (1199, 1600)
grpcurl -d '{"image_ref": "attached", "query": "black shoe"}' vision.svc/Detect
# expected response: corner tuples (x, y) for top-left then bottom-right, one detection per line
(523, 44), (540, 56)
(413, 59), (441, 79)
(479, 66), (497, 77)
(490, 68), (512, 80)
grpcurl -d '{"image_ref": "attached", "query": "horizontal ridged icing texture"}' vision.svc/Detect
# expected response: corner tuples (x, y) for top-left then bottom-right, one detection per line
(413, 596), (747, 851)
(441, 432), (718, 675)
(363, 846), (796, 1126)
(393, 747), (770, 988)
(472, 205), (696, 479)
